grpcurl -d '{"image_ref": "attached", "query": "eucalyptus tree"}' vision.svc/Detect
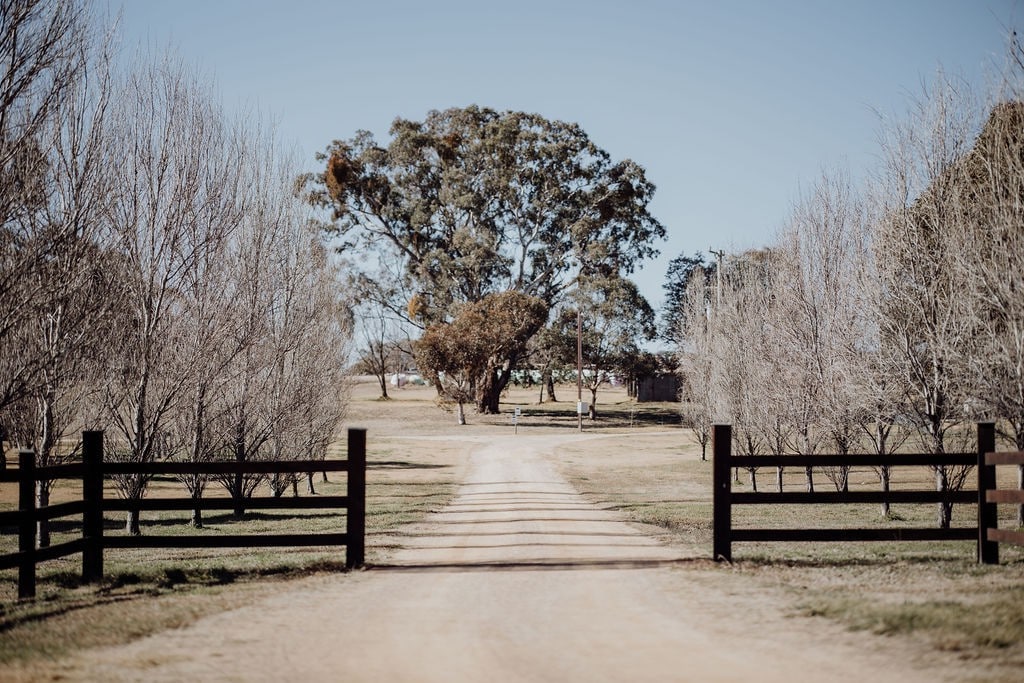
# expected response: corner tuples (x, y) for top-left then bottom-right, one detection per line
(660, 251), (710, 347)
(552, 276), (655, 420)
(312, 105), (665, 413)
(414, 291), (548, 424)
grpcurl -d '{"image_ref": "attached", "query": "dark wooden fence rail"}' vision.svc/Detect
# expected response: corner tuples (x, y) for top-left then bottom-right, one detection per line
(0, 428), (367, 599)
(980, 448), (1024, 564)
(713, 422), (1004, 564)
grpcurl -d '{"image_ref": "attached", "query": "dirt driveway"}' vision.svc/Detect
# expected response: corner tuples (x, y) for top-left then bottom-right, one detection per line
(52, 434), (945, 682)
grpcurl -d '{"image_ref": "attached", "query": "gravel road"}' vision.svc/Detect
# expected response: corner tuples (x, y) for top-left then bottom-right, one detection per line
(56, 434), (942, 682)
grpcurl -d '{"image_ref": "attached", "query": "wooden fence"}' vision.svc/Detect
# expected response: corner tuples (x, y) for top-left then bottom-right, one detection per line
(713, 422), (1023, 564)
(979, 445), (1024, 564)
(0, 429), (367, 599)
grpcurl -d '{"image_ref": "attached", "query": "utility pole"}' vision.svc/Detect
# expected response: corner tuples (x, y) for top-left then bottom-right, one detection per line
(709, 248), (725, 308)
(576, 307), (583, 432)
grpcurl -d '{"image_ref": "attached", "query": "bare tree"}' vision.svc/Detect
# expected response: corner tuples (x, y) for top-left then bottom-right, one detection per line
(0, 11), (116, 545)
(677, 266), (713, 460)
(103, 52), (239, 535)
(710, 251), (773, 490)
(0, 0), (94, 417)
(776, 170), (868, 492)
(953, 96), (1024, 525)
(352, 277), (406, 400)
(872, 71), (982, 528)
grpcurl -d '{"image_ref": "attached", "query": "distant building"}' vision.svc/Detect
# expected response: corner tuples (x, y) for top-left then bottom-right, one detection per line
(636, 375), (680, 402)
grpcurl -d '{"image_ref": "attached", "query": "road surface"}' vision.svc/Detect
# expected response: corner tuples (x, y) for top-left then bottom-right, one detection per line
(53, 435), (940, 682)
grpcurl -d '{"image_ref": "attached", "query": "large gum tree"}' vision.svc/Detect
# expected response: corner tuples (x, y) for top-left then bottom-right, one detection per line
(311, 105), (664, 413)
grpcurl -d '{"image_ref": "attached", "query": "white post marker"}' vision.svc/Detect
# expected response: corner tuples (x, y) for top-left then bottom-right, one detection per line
(513, 406), (521, 434)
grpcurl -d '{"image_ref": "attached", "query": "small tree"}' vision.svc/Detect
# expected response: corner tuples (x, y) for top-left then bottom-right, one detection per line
(660, 251), (710, 346)
(103, 52), (240, 534)
(414, 291), (548, 424)
(677, 265), (713, 460)
(872, 71), (982, 528)
(555, 276), (655, 420)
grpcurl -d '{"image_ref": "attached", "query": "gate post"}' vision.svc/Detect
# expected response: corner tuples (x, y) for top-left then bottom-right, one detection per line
(713, 424), (733, 562)
(346, 428), (366, 569)
(18, 450), (36, 599)
(977, 422), (998, 565)
(82, 431), (104, 582)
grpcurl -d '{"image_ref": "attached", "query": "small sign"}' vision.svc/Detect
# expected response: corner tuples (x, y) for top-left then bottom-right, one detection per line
(514, 407), (522, 417)
(577, 401), (588, 415)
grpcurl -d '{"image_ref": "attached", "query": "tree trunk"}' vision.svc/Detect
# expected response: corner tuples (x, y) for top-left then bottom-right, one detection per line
(457, 401), (466, 425)
(125, 508), (141, 536)
(190, 500), (204, 528)
(589, 387), (598, 420)
(749, 468), (758, 492)
(233, 430), (246, 518)
(478, 361), (514, 414)
(880, 465), (891, 518)
(776, 466), (784, 493)
(37, 482), (51, 548)
(804, 467), (814, 493)
(377, 371), (389, 400)
(545, 371), (557, 403)
(876, 420), (891, 517)
(1018, 463), (1024, 528)
(307, 472), (316, 495)
(270, 473), (287, 497)
(936, 467), (952, 529)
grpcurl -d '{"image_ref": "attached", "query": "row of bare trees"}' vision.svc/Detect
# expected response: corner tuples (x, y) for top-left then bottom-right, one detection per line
(679, 49), (1024, 528)
(0, 0), (352, 538)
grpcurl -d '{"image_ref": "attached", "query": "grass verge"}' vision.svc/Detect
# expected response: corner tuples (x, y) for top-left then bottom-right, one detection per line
(555, 430), (1024, 675)
(0, 437), (460, 667)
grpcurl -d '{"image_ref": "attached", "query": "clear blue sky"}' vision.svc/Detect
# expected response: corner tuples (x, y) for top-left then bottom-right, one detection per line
(116, 0), (1018, 321)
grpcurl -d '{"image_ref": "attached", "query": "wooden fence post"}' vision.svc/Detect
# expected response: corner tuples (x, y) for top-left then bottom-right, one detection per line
(977, 422), (999, 565)
(346, 428), (366, 569)
(713, 424), (732, 562)
(18, 449), (36, 599)
(82, 431), (104, 583)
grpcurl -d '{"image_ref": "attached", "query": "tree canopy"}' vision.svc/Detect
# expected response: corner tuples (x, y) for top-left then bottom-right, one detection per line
(311, 106), (665, 411)
(660, 251), (710, 345)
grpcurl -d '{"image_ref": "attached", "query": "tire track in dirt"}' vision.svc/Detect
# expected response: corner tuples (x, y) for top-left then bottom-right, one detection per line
(43, 434), (945, 682)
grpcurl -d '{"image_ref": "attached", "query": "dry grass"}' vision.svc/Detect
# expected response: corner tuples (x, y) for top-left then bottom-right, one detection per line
(4, 377), (1024, 678)
(554, 427), (1024, 679)
(0, 379), (470, 665)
